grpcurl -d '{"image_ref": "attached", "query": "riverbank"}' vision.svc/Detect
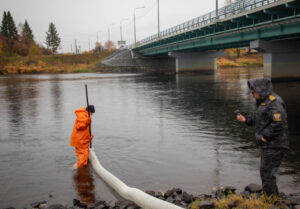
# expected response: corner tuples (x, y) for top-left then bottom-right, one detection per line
(0, 52), (112, 75)
(5, 184), (300, 209)
(217, 50), (263, 68)
(0, 49), (263, 75)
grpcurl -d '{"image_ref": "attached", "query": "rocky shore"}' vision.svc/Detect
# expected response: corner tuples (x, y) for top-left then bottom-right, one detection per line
(3, 184), (300, 209)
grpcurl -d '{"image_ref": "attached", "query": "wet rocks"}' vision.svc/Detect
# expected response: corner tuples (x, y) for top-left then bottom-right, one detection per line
(182, 192), (194, 203)
(46, 204), (67, 209)
(30, 201), (47, 209)
(244, 183), (262, 193)
(11, 183), (300, 209)
(165, 188), (182, 198)
(197, 200), (214, 209)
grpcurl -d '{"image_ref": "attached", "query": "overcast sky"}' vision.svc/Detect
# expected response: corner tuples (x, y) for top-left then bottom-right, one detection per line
(1, 0), (228, 53)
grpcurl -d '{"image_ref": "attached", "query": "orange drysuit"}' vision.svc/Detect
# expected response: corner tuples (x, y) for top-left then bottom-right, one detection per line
(70, 107), (93, 168)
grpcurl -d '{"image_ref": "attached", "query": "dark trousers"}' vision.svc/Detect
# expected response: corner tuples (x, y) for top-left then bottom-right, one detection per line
(260, 148), (285, 196)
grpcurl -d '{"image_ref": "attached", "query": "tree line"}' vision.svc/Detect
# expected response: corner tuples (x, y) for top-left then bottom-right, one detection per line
(0, 11), (61, 56)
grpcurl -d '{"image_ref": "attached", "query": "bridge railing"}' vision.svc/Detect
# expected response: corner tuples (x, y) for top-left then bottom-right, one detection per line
(131, 0), (281, 49)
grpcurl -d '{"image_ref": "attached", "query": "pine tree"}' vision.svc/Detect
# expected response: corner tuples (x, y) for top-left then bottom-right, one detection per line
(6, 11), (17, 39)
(45, 22), (61, 54)
(0, 11), (9, 37)
(22, 20), (34, 45)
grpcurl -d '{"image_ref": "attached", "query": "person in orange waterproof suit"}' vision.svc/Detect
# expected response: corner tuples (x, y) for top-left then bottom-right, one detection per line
(70, 105), (95, 169)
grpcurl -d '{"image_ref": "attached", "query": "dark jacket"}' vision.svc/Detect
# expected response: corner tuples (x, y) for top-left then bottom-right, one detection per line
(246, 78), (289, 149)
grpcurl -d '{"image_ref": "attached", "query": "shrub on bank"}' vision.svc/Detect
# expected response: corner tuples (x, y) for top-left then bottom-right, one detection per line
(0, 51), (112, 74)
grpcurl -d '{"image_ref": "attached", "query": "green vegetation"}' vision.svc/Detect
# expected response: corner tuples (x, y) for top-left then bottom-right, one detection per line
(217, 48), (263, 68)
(45, 22), (61, 54)
(0, 51), (112, 75)
(0, 10), (115, 75)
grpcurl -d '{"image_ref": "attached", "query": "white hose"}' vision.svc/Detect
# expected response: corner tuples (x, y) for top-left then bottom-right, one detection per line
(89, 149), (183, 209)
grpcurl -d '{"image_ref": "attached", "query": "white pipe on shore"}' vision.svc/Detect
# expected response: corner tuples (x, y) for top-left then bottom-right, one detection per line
(89, 149), (183, 209)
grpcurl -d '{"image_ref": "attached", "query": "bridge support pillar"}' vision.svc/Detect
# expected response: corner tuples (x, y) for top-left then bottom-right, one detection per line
(168, 51), (224, 73)
(251, 40), (300, 81)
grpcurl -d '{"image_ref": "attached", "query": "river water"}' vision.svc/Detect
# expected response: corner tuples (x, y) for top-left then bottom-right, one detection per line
(0, 69), (299, 208)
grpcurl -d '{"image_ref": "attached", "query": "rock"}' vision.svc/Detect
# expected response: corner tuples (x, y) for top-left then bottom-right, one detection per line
(49, 194), (53, 198)
(145, 191), (155, 197)
(244, 183), (262, 193)
(290, 196), (300, 205)
(87, 201), (109, 209)
(114, 200), (132, 209)
(165, 188), (182, 198)
(155, 191), (164, 198)
(223, 186), (236, 195)
(31, 201), (47, 208)
(274, 203), (290, 209)
(72, 199), (87, 209)
(4, 207), (16, 209)
(239, 191), (250, 198)
(46, 204), (67, 209)
(166, 196), (175, 203)
(198, 194), (212, 200)
(198, 200), (214, 209)
(173, 199), (184, 207)
(181, 192), (194, 203)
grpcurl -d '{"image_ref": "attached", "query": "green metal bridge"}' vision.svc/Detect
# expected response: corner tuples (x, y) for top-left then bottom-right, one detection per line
(133, 0), (300, 56)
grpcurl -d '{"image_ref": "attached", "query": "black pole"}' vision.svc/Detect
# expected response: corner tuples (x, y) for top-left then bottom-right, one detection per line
(85, 84), (92, 148)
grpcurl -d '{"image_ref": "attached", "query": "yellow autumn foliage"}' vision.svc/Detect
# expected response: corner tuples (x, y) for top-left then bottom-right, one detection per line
(29, 43), (42, 55)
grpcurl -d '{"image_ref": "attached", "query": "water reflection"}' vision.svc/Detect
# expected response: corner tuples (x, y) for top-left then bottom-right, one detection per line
(50, 77), (63, 121)
(0, 72), (299, 208)
(72, 165), (96, 205)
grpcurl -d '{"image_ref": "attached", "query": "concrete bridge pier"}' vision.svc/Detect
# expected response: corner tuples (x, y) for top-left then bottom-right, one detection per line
(251, 40), (300, 81)
(168, 51), (224, 74)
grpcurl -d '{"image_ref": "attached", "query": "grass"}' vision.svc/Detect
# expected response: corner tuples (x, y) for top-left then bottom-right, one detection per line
(189, 193), (280, 209)
(217, 48), (263, 68)
(0, 51), (112, 75)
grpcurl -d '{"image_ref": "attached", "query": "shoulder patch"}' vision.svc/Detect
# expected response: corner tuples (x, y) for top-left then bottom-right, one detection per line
(273, 113), (282, 121)
(269, 95), (276, 101)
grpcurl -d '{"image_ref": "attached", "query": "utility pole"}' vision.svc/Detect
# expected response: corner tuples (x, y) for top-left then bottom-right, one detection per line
(157, 0), (160, 39)
(75, 40), (78, 54)
(89, 39), (90, 51)
(134, 6), (145, 47)
(108, 24), (114, 41)
(71, 44), (73, 53)
(216, 0), (219, 20)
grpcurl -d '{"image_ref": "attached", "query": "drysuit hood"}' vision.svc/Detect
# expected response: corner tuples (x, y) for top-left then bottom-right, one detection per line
(248, 78), (273, 99)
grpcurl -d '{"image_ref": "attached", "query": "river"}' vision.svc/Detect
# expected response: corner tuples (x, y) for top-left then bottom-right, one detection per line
(0, 69), (299, 208)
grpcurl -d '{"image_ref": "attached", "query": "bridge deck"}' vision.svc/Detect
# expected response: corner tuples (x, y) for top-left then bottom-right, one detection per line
(133, 0), (300, 55)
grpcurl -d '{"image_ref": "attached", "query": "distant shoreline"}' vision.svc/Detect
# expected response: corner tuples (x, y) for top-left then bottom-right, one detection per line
(0, 49), (263, 75)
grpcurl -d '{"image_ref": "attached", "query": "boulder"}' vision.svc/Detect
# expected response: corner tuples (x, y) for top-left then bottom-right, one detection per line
(244, 184), (262, 193)
(31, 201), (47, 208)
(46, 204), (67, 209)
(198, 200), (214, 209)
(72, 199), (87, 209)
(145, 191), (155, 197)
(181, 192), (194, 203)
(165, 188), (182, 198)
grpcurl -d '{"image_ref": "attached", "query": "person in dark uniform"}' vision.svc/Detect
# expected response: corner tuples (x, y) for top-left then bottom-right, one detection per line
(237, 78), (289, 196)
